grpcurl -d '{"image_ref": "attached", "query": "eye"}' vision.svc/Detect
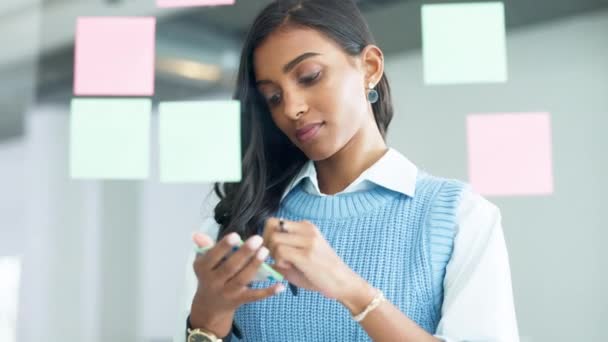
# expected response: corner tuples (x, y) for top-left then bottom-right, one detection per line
(267, 93), (282, 107)
(299, 71), (321, 85)
(262, 71), (320, 108)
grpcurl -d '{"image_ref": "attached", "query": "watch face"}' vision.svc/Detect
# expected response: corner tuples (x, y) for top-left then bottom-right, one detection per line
(189, 332), (215, 342)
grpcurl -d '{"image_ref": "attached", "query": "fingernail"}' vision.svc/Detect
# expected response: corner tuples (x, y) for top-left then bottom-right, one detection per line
(256, 247), (269, 260)
(246, 235), (263, 249)
(227, 233), (240, 245)
(275, 284), (286, 293)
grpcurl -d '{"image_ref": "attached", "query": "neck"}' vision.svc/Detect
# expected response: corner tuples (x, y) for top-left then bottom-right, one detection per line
(314, 121), (388, 195)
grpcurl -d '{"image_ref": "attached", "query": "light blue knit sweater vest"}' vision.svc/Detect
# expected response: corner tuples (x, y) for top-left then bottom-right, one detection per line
(233, 172), (466, 341)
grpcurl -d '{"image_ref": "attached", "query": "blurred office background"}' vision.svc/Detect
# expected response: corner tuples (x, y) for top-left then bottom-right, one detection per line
(0, 0), (607, 341)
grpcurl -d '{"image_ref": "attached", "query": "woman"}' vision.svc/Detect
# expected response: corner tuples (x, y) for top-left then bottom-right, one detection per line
(177, 0), (519, 341)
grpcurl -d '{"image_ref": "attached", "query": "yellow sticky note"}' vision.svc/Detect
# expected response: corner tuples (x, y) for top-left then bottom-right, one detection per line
(159, 100), (241, 183)
(70, 98), (151, 179)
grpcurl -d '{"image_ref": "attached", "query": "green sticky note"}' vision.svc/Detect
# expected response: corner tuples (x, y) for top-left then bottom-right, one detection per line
(422, 2), (508, 85)
(70, 98), (151, 179)
(159, 100), (242, 183)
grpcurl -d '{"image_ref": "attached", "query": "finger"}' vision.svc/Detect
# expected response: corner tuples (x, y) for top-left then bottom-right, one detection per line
(269, 232), (310, 249)
(264, 217), (297, 235)
(269, 262), (292, 276)
(272, 245), (305, 269)
(263, 217), (308, 242)
(201, 232), (242, 271)
(226, 246), (270, 290)
(192, 232), (214, 248)
(240, 283), (286, 303)
(264, 232), (308, 263)
(215, 235), (264, 283)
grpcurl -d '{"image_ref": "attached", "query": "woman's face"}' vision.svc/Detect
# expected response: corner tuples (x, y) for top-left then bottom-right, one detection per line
(253, 27), (374, 161)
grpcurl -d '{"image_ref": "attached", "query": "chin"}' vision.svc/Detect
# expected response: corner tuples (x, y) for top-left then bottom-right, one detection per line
(301, 141), (340, 162)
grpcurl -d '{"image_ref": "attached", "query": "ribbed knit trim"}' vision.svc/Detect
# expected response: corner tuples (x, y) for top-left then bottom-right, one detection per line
(426, 179), (467, 314)
(280, 182), (403, 220)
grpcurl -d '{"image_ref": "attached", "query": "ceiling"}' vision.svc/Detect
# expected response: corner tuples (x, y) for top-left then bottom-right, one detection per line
(1, 0), (607, 140)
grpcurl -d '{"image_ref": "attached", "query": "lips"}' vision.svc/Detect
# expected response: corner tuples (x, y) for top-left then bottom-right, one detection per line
(296, 122), (323, 143)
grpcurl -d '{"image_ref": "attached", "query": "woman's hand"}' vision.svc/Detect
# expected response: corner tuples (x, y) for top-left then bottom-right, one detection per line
(262, 217), (364, 300)
(190, 232), (286, 335)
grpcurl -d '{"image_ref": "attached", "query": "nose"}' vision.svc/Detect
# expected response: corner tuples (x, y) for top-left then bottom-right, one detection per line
(282, 90), (307, 120)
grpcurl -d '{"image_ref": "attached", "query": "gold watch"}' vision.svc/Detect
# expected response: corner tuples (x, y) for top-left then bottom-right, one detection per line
(187, 327), (223, 342)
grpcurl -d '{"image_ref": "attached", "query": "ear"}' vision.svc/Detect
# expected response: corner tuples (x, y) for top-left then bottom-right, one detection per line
(360, 45), (384, 87)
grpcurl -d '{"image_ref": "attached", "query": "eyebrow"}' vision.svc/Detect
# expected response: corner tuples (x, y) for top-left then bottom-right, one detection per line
(256, 52), (321, 86)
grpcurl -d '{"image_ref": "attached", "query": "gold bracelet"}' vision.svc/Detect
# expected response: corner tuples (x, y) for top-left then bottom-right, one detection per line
(352, 288), (386, 322)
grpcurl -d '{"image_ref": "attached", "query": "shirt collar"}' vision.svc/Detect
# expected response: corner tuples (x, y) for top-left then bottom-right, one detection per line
(280, 147), (418, 202)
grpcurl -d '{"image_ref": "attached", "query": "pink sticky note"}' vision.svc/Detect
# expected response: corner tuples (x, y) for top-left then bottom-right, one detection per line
(74, 17), (156, 96)
(156, 0), (234, 8)
(466, 113), (554, 196)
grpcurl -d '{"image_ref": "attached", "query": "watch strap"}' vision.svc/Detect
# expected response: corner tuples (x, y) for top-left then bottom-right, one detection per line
(186, 315), (239, 341)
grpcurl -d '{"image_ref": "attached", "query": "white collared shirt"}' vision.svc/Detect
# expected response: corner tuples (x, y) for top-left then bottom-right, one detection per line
(175, 148), (520, 342)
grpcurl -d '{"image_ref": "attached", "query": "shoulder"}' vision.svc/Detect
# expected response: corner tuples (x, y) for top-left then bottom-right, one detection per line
(456, 188), (502, 239)
(415, 171), (501, 232)
(415, 170), (499, 210)
(458, 188), (501, 221)
(415, 171), (468, 194)
(415, 171), (470, 211)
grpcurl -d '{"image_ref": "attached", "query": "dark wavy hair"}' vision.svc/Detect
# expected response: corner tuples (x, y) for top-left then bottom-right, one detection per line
(212, 0), (394, 240)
